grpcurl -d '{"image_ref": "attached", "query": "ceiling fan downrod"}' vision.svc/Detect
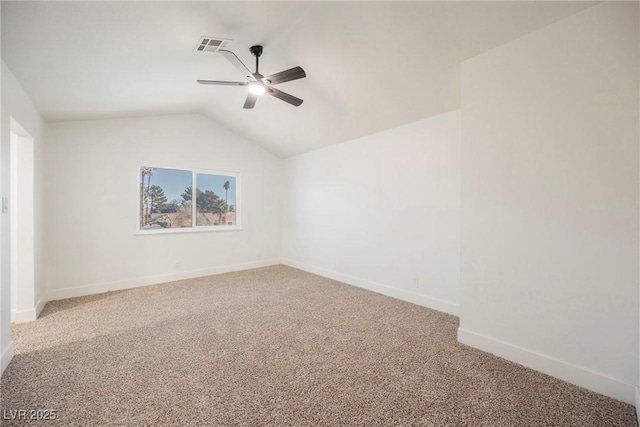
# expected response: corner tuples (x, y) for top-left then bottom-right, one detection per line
(249, 45), (263, 74)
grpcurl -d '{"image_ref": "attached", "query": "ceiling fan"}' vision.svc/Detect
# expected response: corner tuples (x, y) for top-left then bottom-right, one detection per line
(197, 45), (306, 109)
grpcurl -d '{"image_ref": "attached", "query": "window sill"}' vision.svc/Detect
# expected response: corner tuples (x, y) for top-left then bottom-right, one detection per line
(135, 225), (243, 235)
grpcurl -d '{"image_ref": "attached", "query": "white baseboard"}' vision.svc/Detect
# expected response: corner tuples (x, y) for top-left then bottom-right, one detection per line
(10, 294), (48, 323)
(46, 259), (281, 301)
(635, 387), (639, 427)
(458, 327), (635, 405)
(11, 308), (36, 323)
(1, 341), (14, 375)
(282, 259), (459, 316)
(36, 294), (47, 318)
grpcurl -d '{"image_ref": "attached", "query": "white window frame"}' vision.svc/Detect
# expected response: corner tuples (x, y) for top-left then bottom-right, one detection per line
(136, 162), (242, 235)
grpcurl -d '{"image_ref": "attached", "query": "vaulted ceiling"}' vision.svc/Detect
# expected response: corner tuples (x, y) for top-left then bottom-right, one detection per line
(2, 1), (595, 157)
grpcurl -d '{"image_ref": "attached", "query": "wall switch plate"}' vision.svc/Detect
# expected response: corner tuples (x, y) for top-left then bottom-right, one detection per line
(2, 197), (8, 213)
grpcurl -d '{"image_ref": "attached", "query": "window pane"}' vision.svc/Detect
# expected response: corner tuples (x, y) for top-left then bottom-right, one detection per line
(195, 173), (237, 226)
(140, 167), (192, 229)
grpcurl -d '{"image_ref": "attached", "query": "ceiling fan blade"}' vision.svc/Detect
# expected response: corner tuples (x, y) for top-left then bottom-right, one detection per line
(267, 87), (303, 107)
(197, 80), (248, 86)
(219, 49), (255, 81)
(243, 93), (258, 109)
(264, 66), (306, 85)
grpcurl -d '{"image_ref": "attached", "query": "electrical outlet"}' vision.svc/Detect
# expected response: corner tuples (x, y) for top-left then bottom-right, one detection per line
(175, 261), (181, 269)
(412, 278), (419, 288)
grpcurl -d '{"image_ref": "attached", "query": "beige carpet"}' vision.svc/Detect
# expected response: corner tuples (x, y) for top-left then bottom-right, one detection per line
(1, 265), (636, 426)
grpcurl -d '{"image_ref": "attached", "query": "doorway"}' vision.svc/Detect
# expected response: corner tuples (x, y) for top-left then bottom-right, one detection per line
(10, 117), (35, 323)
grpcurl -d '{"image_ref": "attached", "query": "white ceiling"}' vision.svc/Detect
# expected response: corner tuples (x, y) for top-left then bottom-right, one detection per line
(2, 1), (595, 158)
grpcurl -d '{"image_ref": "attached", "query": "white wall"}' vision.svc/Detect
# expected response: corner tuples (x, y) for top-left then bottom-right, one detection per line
(1, 61), (46, 374)
(459, 2), (639, 404)
(44, 114), (282, 298)
(282, 110), (460, 315)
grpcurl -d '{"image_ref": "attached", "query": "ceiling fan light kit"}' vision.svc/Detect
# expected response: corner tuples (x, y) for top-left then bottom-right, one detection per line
(197, 44), (306, 109)
(248, 83), (266, 96)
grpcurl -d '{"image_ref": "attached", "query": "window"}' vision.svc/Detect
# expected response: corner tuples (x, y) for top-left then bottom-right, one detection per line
(138, 165), (240, 233)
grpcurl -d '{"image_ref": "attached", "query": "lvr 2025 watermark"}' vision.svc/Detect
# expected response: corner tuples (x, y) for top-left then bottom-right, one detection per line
(2, 409), (58, 421)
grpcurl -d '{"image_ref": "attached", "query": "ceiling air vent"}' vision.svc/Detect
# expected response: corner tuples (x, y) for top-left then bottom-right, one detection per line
(195, 36), (231, 53)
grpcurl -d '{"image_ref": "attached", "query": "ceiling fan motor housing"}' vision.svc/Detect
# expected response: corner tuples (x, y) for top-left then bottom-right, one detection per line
(249, 45), (263, 57)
